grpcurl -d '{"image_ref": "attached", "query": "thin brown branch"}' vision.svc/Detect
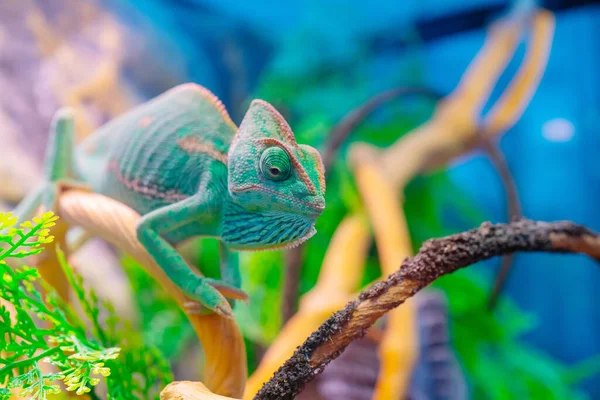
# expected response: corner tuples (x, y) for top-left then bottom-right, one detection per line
(254, 219), (600, 399)
(281, 247), (303, 323)
(322, 86), (444, 174)
(481, 139), (522, 220)
(480, 139), (523, 309)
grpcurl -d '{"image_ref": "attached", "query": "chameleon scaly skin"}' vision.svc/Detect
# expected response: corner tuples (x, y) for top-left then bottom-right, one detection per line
(13, 83), (326, 318)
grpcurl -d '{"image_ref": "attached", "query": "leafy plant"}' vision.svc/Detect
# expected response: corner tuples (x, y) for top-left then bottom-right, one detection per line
(0, 211), (172, 399)
(433, 269), (589, 400)
(120, 256), (195, 361)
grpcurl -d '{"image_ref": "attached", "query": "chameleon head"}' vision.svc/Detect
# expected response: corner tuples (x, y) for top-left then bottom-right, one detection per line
(222, 99), (326, 251)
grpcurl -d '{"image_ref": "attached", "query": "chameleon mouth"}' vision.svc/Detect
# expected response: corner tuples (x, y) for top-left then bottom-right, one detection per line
(230, 184), (325, 214)
(228, 226), (317, 252)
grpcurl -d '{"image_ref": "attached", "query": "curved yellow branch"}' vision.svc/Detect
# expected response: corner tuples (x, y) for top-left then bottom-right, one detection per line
(442, 2), (531, 124)
(161, 381), (240, 400)
(354, 163), (417, 400)
(56, 190), (247, 398)
(371, 7), (555, 189)
(484, 10), (556, 136)
(347, 7), (556, 398)
(244, 214), (371, 399)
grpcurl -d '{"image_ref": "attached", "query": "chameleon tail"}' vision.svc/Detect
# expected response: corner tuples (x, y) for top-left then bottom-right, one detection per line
(11, 183), (46, 222)
(44, 108), (77, 183)
(12, 108), (79, 222)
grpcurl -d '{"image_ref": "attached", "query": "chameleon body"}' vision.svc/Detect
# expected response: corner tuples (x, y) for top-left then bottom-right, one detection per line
(14, 83), (326, 318)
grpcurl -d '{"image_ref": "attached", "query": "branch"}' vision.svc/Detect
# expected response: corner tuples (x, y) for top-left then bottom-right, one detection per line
(56, 190), (247, 398)
(161, 381), (238, 400)
(480, 139), (523, 309)
(254, 219), (600, 399)
(281, 247), (303, 323)
(321, 86), (443, 174)
(480, 139), (522, 225)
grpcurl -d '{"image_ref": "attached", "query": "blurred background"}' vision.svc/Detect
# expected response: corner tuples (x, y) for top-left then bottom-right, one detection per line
(1, 0), (599, 399)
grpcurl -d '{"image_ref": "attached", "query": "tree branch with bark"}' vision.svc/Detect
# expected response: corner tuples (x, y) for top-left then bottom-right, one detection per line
(253, 219), (600, 399)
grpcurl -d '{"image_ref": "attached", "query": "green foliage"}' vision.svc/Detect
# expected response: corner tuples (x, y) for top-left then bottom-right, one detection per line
(236, 250), (284, 345)
(0, 211), (57, 262)
(120, 255), (195, 360)
(433, 270), (588, 399)
(0, 212), (172, 399)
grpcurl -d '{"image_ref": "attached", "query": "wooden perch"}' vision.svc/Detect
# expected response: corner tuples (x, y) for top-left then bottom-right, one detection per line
(351, 8), (555, 189)
(321, 86), (444, 174)
(161, 381), (239, 400)
(253, 219), (600, 399)
(483, 139), (523, 309)
(56, 189), (247, 398)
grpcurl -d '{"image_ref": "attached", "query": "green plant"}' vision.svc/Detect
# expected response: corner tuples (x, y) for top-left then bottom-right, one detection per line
(120, 255), (195, 360)
(0, 212), (172, 399)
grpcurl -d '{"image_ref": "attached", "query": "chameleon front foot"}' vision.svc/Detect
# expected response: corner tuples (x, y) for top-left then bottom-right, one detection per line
(183, 278), (245, 319)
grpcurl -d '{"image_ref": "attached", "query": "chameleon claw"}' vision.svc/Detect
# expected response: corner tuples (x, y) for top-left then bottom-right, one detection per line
(213, 303), (235, 319)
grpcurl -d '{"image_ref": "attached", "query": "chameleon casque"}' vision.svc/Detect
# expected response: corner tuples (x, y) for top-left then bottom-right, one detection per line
(13, 83), (326, 318)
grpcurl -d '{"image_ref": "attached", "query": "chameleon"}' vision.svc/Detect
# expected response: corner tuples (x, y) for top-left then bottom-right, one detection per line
(13, 83), (326, 318)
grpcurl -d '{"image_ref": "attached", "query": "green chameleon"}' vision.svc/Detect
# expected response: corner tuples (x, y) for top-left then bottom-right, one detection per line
(13, 83), (326, 318)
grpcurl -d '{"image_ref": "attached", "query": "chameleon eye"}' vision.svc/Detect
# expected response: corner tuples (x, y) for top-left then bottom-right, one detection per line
(260, 147), (292, 181)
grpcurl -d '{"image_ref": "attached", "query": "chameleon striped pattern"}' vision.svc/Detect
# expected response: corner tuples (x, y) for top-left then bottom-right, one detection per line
(106, 160), (189, 203)
(220, 200), (316, 250)
(177, 136), (228, 165)
(76, 84), (235, 215)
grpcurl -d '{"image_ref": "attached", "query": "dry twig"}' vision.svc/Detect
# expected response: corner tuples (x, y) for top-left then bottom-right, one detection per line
(322, 86), (444, 174)
(254, 219), (600, 399)
(480, 139), (523, 309)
